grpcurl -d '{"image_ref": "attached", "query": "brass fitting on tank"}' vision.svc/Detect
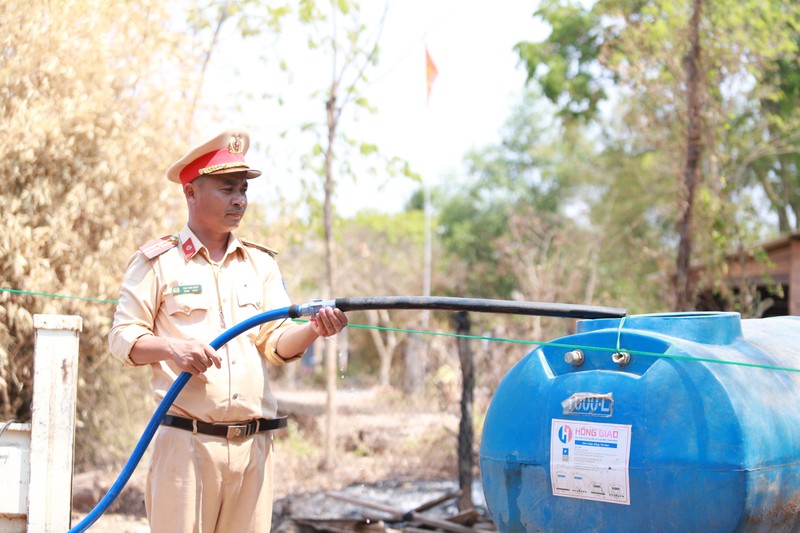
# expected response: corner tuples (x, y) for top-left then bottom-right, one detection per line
(564, 349), (585, 366)
(612, 351), (631, 367)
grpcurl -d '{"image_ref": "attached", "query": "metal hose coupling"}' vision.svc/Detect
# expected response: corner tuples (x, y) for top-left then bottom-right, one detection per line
(290, 298), (337, 318)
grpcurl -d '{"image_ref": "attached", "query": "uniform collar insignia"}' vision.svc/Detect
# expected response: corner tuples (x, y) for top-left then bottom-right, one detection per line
(182, 238), (197, 260)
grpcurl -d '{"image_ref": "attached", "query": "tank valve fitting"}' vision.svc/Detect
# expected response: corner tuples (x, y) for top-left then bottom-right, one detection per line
(612, 351), (631, 367)
(564, 349), (585, 366)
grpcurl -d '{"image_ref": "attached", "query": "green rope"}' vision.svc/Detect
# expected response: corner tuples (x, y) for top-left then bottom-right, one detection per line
(0, 287), (118, 304)
(4, 287), (800, 373)
(615, 314), (628, 354)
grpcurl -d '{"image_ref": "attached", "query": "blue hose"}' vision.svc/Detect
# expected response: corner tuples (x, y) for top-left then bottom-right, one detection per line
(67, 295), (626, 531)
(68, 306), (292, 532)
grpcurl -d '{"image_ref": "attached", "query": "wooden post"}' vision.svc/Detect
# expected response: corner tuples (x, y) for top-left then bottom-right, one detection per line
(454, 311), (474, 511)
(28, 314), (82, 533)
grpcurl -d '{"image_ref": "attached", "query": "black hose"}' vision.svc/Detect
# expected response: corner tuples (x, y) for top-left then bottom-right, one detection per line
(330, 296), (626, 320)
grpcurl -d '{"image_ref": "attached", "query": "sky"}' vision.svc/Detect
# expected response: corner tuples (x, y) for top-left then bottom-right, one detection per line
(197, 1), (547, 217)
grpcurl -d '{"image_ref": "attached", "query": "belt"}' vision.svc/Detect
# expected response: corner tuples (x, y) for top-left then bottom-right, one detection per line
(161, 414), (288, 439)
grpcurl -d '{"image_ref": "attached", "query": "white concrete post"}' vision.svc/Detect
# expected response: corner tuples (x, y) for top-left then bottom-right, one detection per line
(0, 422), (31, 533)
(27, 315), (82, 533)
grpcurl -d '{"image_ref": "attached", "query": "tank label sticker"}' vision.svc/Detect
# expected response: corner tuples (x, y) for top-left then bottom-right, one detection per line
(561, 392), (614, 418)
(550, 419), (632, 505)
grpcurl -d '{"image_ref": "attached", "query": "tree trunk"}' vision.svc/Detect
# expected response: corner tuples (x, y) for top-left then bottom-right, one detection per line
(322, 90), (338, 471)
(366, 309), (397, 387)
(780, 157), (798, 232)
(454, 311), (474, 511)
(189, 2), (230, 127)
(674, 0), (704, 311)
(404, 334), (425, 395)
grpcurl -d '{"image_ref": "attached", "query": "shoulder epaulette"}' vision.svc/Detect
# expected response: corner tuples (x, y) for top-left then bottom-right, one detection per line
(138, 234), (179, 260)
(241, 238), (279, 257)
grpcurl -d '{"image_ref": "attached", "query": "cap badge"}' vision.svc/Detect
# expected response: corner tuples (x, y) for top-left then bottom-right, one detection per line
(228, 136), (243, 154)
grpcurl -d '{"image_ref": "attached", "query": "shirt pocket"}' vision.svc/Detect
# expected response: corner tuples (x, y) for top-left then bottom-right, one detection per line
(163, 291), (210, 319)
(237, 279), (263, 310)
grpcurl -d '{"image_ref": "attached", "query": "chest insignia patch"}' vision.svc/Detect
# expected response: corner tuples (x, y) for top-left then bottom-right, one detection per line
(172, 284), (203, 295)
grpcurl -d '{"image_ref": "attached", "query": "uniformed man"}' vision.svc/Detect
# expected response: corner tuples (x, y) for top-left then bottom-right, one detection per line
(108, 128), (348, 532)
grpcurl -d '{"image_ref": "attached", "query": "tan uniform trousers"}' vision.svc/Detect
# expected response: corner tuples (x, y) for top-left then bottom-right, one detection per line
(146, 426), (274, 533)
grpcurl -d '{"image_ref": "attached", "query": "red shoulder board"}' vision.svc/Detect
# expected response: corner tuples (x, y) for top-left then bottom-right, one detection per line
(138, 235), (179, 260)
(241, 238), (278, 257)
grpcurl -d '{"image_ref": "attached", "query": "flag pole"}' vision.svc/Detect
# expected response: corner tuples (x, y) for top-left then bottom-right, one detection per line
(416, 45), (438, 393)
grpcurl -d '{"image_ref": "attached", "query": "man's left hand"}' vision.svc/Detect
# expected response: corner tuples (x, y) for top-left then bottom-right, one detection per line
(310, 307), (349, 338)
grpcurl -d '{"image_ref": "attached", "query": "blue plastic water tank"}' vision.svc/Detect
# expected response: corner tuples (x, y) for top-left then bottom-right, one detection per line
(479, 312), (800, 532)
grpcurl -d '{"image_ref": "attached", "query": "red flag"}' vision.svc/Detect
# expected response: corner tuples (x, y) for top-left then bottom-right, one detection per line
(425, 46), (438, 104)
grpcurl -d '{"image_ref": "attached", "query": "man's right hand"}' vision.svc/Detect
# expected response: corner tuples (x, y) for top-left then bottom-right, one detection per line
(129, 335), (221, 374)
(167, 339), (222, 374)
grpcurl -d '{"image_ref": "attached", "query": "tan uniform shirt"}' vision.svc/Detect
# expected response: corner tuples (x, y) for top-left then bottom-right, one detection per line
(109, 224), (299, 422)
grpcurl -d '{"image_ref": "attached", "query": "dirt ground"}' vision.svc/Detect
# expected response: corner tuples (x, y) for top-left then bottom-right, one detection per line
(71, 386), (475, 532)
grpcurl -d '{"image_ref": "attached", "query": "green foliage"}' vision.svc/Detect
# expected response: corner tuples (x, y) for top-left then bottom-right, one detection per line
(587, 145), (676, 313)
(516, 0), (800, 309)
(433, 79), (685, 321)
(298, 0), (324, 22)
(515, 0), (609, 122)
(731, 28), (800, 234)
(437, 91), (581, 302)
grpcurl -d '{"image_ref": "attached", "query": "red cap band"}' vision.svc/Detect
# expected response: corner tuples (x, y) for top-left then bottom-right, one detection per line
(179, 149), (248, 185)
(166, 129), (260, 184)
